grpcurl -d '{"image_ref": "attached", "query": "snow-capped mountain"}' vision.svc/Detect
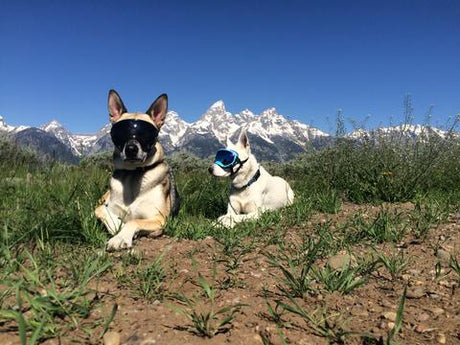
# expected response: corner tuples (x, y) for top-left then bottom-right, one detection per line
(348, 124), (457, 140)
(1, 102), (456, 164)
(0, 115), (29, 133)
(173, 101), (330, 160)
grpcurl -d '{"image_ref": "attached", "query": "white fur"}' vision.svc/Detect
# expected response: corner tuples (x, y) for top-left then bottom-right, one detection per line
(210, 129), (294, 228)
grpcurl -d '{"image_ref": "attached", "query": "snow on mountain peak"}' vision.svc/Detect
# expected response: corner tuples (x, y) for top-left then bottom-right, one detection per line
(41, 119), (65, 132)
(209, 100), (226, 110)
(260, 107), (278, 117)
(0, 115), (29, 133)
(161, 111), (190, 146)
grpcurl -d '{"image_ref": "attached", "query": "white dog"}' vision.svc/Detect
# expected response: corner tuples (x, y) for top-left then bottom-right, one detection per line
(208, 129), (294, 228)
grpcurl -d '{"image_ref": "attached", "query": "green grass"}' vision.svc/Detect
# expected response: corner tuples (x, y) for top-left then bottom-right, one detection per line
(0, 118), (459, 343)
(167, 260), (247, 337)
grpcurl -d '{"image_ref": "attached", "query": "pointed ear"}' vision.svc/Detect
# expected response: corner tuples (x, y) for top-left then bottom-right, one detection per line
(146, 93), (168, 129)
(237, 128), (250, 149)
(108, 89), (127, 123)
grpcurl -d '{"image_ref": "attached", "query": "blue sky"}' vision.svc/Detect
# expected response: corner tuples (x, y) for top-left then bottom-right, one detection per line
(1, 0), (459, 133)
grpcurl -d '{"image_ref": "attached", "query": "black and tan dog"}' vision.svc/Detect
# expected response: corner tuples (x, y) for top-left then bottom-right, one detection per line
(95, 90), (180, 250)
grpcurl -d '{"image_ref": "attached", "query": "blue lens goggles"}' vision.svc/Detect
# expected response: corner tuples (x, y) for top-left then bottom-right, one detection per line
(214, 149), (240, 168)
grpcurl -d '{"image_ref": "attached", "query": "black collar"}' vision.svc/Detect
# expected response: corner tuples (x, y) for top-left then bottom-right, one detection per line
(234, 168), (261, 190)
(114, 161), (162, 174)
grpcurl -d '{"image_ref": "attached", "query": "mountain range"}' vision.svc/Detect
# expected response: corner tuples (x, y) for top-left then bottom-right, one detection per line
(0, 101), (456, 163)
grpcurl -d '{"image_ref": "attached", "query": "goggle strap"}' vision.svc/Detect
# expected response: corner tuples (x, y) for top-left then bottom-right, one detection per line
(230, 156), (249, 176)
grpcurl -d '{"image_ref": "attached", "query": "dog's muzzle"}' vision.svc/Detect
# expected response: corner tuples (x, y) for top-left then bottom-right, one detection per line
(124, 140), (139, 160)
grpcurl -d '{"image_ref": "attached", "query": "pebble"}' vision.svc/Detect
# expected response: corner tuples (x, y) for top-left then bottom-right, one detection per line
(383, 311), (397, 322)
(380, 300), (395, 308)
(414, 324), (428, 334)
(430, 307), (444, 316)
(250, 271), (262, 278)
(140, 339), (156, 345)
(253, 334), (263, 344)
(103, 332), (120, 345)
(412, 280), (424, 286)
(417, 312), (430, 322)
(436, 333), (446, 344)
(387, 322), (395, 330)
(327, 253), (351, 270)
(414, 324), (437, 334)
(436, 249), (451, 263)
(351, 308), (369, 317)
(406, 287), (425, 299)
(401, 274), (411, 281)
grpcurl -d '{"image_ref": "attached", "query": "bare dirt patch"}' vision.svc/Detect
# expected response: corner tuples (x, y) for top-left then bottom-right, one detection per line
(2, 204), (459, 345)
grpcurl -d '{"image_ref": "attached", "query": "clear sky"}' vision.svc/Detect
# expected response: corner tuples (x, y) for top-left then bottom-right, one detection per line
(1, 0), (459, 134)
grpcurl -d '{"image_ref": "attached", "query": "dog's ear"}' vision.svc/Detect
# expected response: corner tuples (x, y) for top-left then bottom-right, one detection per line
(146, 94), (168, 129)
(108, 89), (127, 123)
(237, 129), (250, 149)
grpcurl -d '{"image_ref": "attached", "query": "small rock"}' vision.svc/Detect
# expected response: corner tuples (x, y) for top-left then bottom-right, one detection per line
(140, 339), (156, 345)
(327, 253), (352, 270)
(383, 311), (397, 322)
(380, 300), (395, 308)
(414, 324), (437, 334)
(430, 307), (444, 316)
(436, 333), (446, 344)
(387, 322), (395, 330)
(417, 313), (430, 322)
(103, 332), (120, 345)
(412, 280), (424, 286)
(351, 308), (369, 317)
(414, 324), (428, 334)
(401, 274), (411, 281)
(250, 271), (262, 278)
(299, 339), (314, 345)
(407, 287), (425, 299)
(253, 334), (263, 344)
(436, 249), (451, 263)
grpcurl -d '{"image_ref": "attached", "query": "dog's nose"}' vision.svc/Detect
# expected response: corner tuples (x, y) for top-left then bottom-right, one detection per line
(208, 166), (214, 174)
(125, 143), (138, 158)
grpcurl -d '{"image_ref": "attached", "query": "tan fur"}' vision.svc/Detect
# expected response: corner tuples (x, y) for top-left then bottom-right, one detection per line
(95, 90), (177, 250)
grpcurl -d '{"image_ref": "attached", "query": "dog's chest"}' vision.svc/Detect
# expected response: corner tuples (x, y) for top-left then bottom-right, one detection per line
(108, 171), (164, 218)
(230, 189), (260, 214)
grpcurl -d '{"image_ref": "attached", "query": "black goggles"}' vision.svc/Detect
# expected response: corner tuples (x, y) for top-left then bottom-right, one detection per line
(110, 119), (159, 151)
(214, 149), (241, 168)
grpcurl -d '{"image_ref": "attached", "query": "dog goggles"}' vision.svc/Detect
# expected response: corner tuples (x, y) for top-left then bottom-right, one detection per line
(110, 119), (159, 151)
(214, 149), (246, 169)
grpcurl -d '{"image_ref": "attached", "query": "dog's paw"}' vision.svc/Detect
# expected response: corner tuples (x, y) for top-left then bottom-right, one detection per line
(217, 215), (235, 228)
(106, 235), (132, 251)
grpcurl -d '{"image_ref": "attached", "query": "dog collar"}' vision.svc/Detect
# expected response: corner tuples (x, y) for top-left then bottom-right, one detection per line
(234, 168), (261, 190)
(113, 161), (162, 174)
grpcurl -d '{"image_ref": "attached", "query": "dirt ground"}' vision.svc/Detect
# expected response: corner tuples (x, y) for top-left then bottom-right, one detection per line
(2, 204), (460, 345)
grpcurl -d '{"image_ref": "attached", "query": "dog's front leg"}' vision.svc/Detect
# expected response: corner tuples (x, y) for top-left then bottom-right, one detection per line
(106, 215), (166, 251)
(231, 209), (262, 224)
(95, 203), (122, 235)
(217, 202), (241, 228)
